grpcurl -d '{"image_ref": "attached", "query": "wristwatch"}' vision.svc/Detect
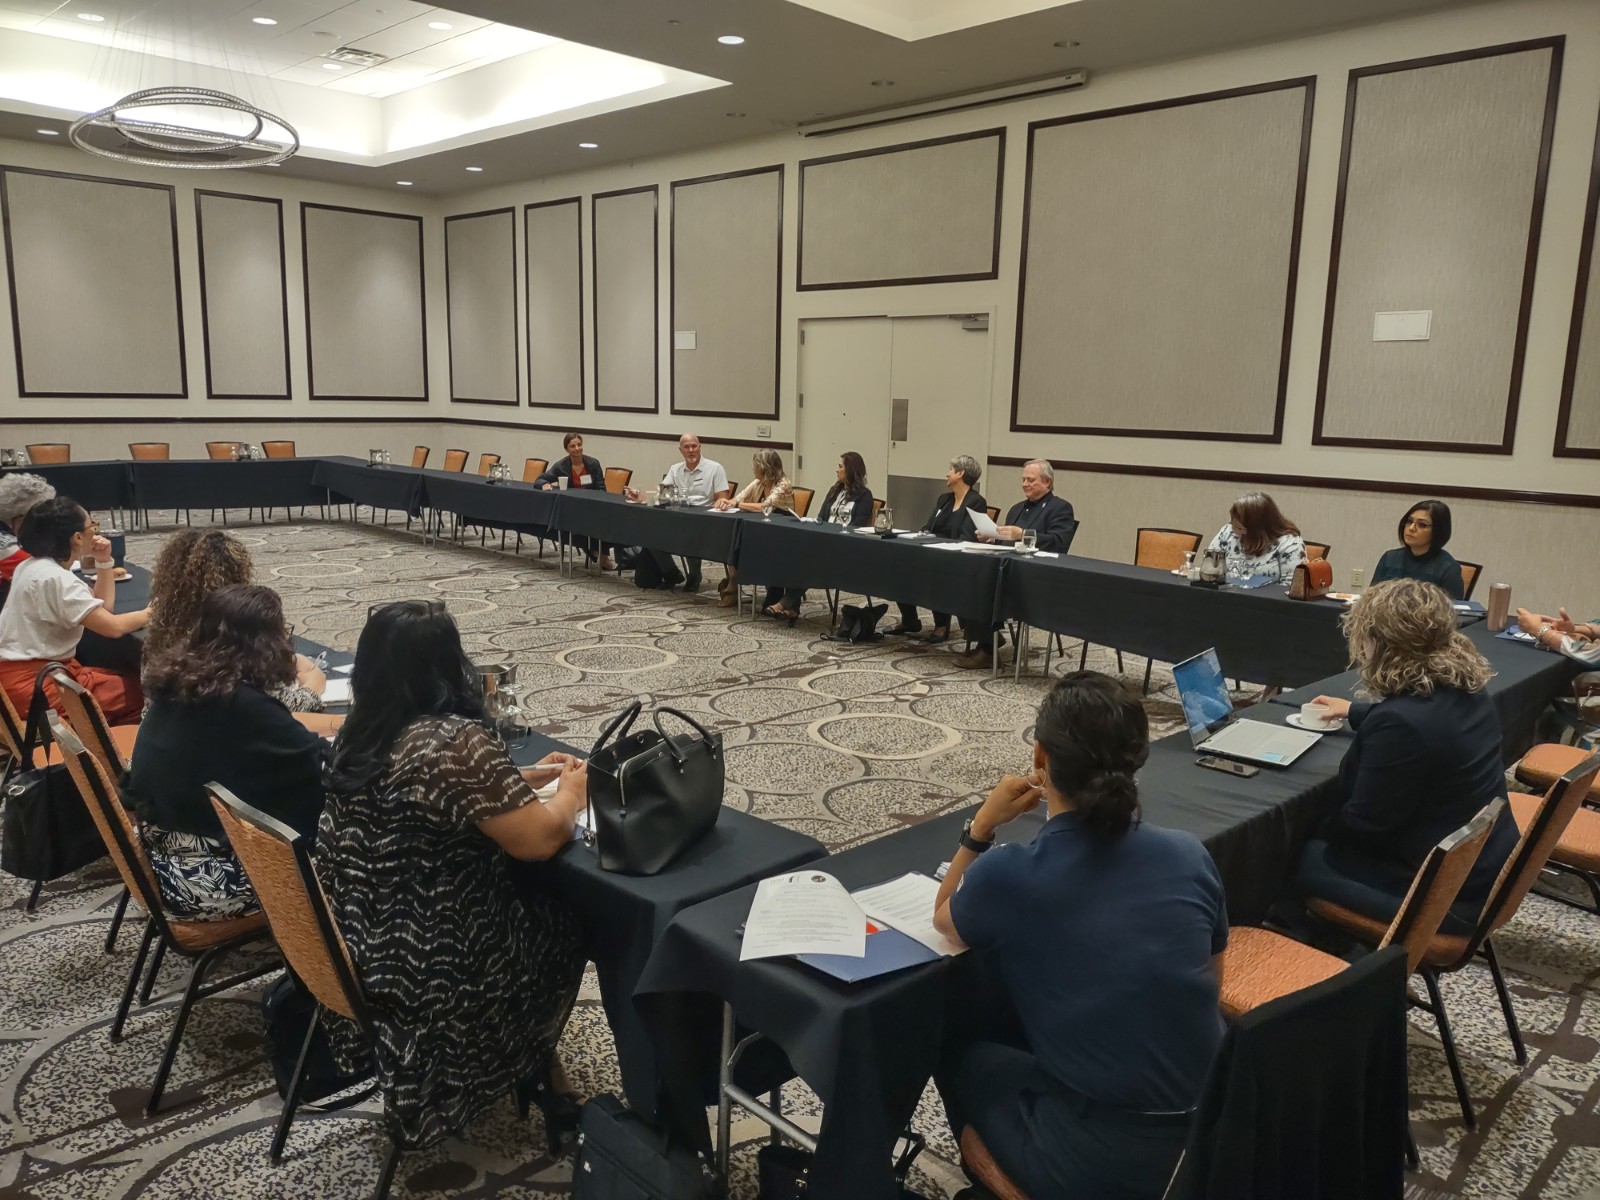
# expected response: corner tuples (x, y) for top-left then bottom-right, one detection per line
(959, 818), (994, 855)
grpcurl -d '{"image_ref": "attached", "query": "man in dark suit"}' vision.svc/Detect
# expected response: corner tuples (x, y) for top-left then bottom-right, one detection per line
(955, 460), (1077, 670)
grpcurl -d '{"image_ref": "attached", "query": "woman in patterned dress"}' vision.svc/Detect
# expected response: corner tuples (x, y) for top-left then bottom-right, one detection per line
(317, 600), (588, 1151)
(1203, 492), (1307, 585)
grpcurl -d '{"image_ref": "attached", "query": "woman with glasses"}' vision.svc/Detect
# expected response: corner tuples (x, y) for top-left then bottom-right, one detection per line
(124, 584), (330, 919)
(1369, 500), (1464, 600)
(317, 600), (588, 1154)
(0, 496), (148, 722)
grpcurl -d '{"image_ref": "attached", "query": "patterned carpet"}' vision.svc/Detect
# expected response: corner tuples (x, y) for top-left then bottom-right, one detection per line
(1, 513), (1595, 1199)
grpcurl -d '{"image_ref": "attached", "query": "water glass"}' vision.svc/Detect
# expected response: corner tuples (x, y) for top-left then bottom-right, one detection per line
(1021, 530), (1038, 553)
(761, 500), (774, 521)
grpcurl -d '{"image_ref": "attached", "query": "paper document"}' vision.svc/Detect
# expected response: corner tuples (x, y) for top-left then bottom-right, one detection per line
(320, 678), (353, 705)
(741, 872), (867, 961)
(332, 664), (354, 675)
(967, 508), (1000, 539)
(853, 873), (963, 957)
(926, 541), (966, 551)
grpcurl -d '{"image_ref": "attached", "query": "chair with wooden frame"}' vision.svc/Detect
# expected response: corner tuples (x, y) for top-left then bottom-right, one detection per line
(208, 784), (400, 1197)
(1314, 755), (1600, 1127)
(985, 506), (1000, 523)
(203, 442), (247, 525)
(262, 440), (295, 459)
(1303, 540), (1331, 562)
(522, 458), (549, 484)
(790, 487), (815, 518)
(1458, 562), (1483, 601)
(411, 446), (430, 469)
(1510, 743), (1600, 911)
(604, 467), (633, 495)
(24, 443), (70, 464)
(441, 449), (469, 473)
(128, 442), (170, 460)
(1068, 529), (1203, 688)
(0, 682), (63, 913)
(476, 452), (501, 476)
(50, 717), (276, 1115)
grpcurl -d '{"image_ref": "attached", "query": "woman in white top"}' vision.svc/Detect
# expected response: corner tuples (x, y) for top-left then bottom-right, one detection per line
(712, 449), (794, 608)
(1204, 492), (1307, 585)
(0, 496), (150, 724)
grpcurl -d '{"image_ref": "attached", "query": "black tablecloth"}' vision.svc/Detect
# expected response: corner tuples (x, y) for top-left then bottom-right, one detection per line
(130, 459), (325, 510)
(1005, 555), (1350, 687)
(555, 492), (744, 562)
(1272, 622), (1582, 764)
(736, 522), (1008, 627)
(74, 562), (150, 674)
(312, 457), (423, 515)
(417, 470), (559, 530)
(2, 461), (133, 512)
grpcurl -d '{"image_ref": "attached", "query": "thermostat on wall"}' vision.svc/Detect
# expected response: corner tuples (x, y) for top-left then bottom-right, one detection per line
(1372, 310), (1431, 341)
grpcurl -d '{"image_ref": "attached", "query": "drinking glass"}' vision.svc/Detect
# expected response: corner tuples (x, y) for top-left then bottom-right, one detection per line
(761, 500), (774, 521)
(1021, 530), (1038, 553)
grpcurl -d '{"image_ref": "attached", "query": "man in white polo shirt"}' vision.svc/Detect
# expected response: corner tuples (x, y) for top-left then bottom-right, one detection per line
(647, 433), (730, 592)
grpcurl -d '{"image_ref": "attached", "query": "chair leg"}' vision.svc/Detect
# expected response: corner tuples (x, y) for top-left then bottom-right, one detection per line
(1115, 649), (1125, 674)
(1482, 939), (1527, 1066)
(1405, 1120), (1419, 1171)
(25, 879), (43, 912)
(375, 1139), (403, 1200)
(1079, 641), (1089, 671)
(112, 918), (156, 1042)
(1421, 968), (1476, 1129)
(271, 1008), (321, 1161)
(147, 947), (224, 1115)
(140, 939), (169, 1005)
(1142, 659), (1154, 695)
(104, 886), (130, 953)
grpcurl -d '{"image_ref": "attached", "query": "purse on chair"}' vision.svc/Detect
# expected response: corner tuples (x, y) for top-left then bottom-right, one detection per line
(586, 702), (723, 876)
(1, 665), (108, 884)
(1288, 558), (1333, 602)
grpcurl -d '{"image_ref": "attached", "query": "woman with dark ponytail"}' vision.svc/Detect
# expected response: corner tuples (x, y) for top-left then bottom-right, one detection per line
(933, 671), (1229, 1200)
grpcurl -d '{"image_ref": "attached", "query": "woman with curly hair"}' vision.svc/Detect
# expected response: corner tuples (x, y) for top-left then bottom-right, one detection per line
(145, 529), (326, 712)
(124, 585), (330, 919)
(1298, 577), (1518, 930)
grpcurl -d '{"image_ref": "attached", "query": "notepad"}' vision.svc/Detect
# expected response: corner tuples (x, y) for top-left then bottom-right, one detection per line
(320, 678), (353, 705)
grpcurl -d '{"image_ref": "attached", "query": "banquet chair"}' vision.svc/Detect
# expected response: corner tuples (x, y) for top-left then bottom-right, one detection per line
(1074, 529), (1202, 689)
(411, 446), (430, 469)
(477, 452), (501, 476)
(1312, 755), (1599, 1127)
(1459, 562), (1483, 601)
(1303, 540), (1331, 562)
(1511, 744), (1600, 911)
(206, 441), (242, 460)
(51, 716), (276, 1115)
(523, 458), (548, 483)
(791, 487), (814, 518)
(442, 449), (469, 473)
(128, 442), (169, 460)
(604, 467), (633, 494)
(262, 441), (295, 458)
(208, 785), (400, 1197)
(0, 683), (64, 912)
(985, 506), (1000, 523)
(24, 443), (70, 464)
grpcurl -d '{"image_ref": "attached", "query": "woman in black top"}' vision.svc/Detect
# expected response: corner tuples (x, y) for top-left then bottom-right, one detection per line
(125, 584), (328, 920)
(885, 455), (987, 643)
(762, 451), (875, 622)
(536, 433), (613, 570)
(1369, 499), (1464, 600)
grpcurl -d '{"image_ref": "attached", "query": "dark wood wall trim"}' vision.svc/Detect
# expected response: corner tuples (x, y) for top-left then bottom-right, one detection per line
(1555, 96), (1600, 460)
(669, 165), (784, 421)
(0, 165), (188, 400)
(797, 128), (1005, 291)
(523, 196), (585, 411)
(444, 207), (519, 407)
(1008, 77), (1316, 444)
(591, 185), (660, 414)
(986, 455), (1600, 511)
(300, 202), (429, 404)
(194, 189), (292, 401)
(1311, 36), (1566, 456)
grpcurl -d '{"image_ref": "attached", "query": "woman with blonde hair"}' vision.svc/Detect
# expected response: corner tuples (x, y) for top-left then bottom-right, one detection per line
(1298, 578), (1517, 929)
(712, 449), (793, 607)
(146, 529), (326, 712)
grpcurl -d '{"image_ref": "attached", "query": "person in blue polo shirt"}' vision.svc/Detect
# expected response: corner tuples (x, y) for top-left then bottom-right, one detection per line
(933, 671), (1228, 1200)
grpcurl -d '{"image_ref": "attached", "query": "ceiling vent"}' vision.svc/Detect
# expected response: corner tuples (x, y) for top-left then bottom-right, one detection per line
(327, 46), (388, 67)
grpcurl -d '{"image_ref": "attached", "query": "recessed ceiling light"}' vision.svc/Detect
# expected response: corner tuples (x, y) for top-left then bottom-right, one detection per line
(1053, 39), (1080, 48)
(427, 20), (452, 30)
(578, 142), (598, 149)
(725, 112), (745, 118)
(252, 16), (278, 25)
(313, 29), (334, 37)
(870, 79), (895, 87)
(322, 62), (343, 70)
(37, 129), (59, 136)
(465, 166), (483, 172)
(717, 34), (744, 45)
(396, 180), (413, 186)
(77, 12), (104, 21)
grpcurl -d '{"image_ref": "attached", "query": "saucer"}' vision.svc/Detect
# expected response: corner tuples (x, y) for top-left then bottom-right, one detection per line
(1287, 712), (1343, 732)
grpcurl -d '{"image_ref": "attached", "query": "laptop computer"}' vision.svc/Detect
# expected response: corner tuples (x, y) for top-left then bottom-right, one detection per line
(1171, 648), (1321, 767)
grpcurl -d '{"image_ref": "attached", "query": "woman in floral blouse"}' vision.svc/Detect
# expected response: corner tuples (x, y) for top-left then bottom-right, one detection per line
(1205, 492), (1307, 584)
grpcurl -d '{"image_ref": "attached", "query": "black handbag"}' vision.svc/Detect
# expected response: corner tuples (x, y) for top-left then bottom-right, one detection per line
(572, 1093), (710, 1199)
(757, 1133), (928, 1199)
(825, 602), (888, 644)
(1, 665), (108, 883)
(587, 703), (723, 876)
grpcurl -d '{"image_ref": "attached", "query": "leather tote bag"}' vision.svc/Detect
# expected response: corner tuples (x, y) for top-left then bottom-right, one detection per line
(1, 665), (108, 883)
(587, 702), (723, 876)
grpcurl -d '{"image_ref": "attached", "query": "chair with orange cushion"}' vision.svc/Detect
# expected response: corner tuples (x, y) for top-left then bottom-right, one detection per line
(50, 716), (276, 1115)
(411, 445), (429, 469)
(604, 466), (633, 495)
(442, 448), (468, 472)
(24, 443), (70, 464)
(477, 452), (501, 476)
(790, 487), (815, 518)
(128, 442), (170, 460)
(1218, 800), (1503, 1129)
(261, 440), (295, 458)
(523, 457), (548, 484)
(1458, 561), (1483, 601)
(1303, 540), (1331, 562)
(1309, 754), (1599, 1127)
(1072, 528), (1204, 688)
(1511, 743), (1600, 911)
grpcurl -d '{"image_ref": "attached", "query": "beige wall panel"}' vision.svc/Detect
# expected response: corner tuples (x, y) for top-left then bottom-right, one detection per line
(673, 169), (782, 418)
(446, 208), (518, 405)
(2, 169), (184, 396)
(592, 187), (658, 413)
(1013, 86), (1310, 438)
(800, 131), (1001, 288)
(1562, 139), (1600, 451)
(524, 199), (584, 409)
(196, 192), (289, 399)
(1319, 45), (1558, 448)
(302, 204), (426, 401)
(1047, 467), (1600, 606)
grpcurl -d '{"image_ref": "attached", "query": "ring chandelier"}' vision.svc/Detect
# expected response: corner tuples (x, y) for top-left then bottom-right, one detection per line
(68, 86), (299, 170)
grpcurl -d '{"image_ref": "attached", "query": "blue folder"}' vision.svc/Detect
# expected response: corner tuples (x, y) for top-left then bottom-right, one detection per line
(795, 925), (941, 983)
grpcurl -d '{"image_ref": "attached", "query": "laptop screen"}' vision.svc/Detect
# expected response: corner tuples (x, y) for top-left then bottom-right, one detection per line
(1172, 648), (1235, 749)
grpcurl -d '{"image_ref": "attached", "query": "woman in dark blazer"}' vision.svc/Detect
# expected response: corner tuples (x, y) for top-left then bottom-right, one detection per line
(536, 432), (613, 569)
(762, 451), (875, 622)
(1298, 578), (1518, 931)
(885, 455), (987, 644)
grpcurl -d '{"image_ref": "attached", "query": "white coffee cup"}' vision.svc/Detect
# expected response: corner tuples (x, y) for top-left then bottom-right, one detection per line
(1299, 701), (1336, 729)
